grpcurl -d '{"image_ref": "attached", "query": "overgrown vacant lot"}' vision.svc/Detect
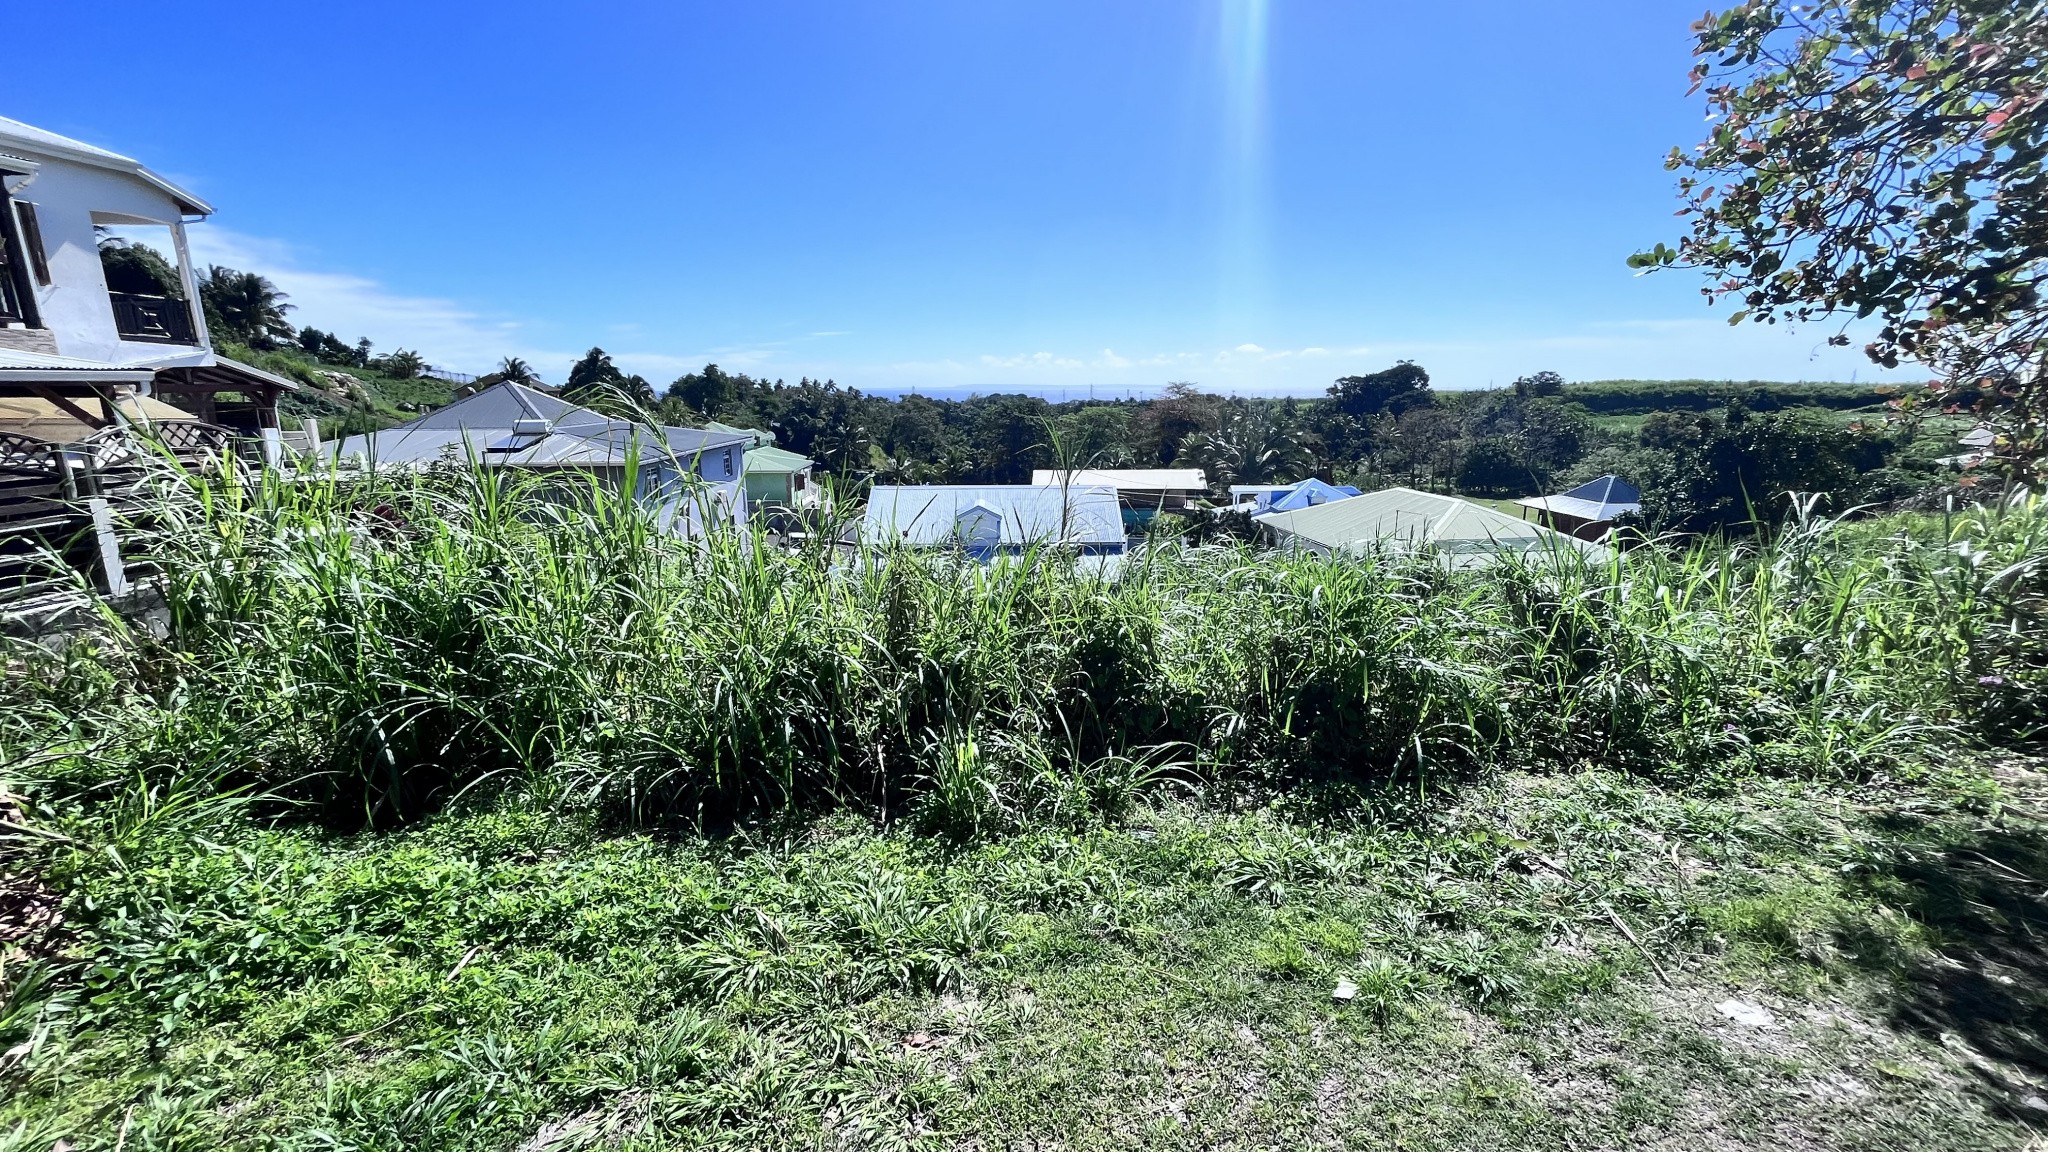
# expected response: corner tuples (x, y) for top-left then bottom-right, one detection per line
(3, 468), (2046, 1149)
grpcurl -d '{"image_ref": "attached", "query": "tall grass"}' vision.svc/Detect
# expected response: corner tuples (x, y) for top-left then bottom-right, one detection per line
(4, 459), (2044, 837)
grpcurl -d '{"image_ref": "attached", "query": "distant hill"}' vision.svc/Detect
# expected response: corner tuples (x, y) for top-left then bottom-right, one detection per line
(1563, 379), (1893, 415)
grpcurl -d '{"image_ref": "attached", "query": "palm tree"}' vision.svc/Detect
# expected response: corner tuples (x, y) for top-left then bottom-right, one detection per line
(497, 357), (541, 387)
(873, 453), (933, 485)
(378, 349), (427, 380)
(1178, 405), (1314, 487)
(619, 373), (657, 408)
(198, 265), (295, 349)
(812, 419), (873, 478)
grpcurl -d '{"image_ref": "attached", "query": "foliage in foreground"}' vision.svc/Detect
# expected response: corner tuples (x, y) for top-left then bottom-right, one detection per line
(4, 466), (2045, 835)
(2, 468), (2047, 1147)
(1639, 0), (2048, 477)
(4, 757), (2045, 1148)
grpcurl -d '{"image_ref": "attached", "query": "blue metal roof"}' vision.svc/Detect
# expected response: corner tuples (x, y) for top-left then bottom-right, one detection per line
(1265, 478), (1362, 512)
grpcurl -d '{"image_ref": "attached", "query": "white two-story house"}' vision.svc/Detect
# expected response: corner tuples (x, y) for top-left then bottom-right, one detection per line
(0, 115), (296, 460)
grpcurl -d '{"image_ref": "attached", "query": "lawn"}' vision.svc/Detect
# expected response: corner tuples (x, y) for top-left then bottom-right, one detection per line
(7, 757), (2045, 1149)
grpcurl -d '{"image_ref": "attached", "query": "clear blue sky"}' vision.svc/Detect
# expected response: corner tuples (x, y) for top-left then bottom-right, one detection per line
(13, 1), (1912, 394)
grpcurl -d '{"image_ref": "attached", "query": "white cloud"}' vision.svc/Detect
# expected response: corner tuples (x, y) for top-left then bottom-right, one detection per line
(860, 320), (1919, 398)
(178, 224), (1921, 397)
(185, 225), (567, 374)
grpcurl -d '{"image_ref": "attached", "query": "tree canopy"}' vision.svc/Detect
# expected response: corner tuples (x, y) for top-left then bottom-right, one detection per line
(1329, 361), (1433, 419)
(1635, 0), (2047, 475)
(96, 233), (183, 299)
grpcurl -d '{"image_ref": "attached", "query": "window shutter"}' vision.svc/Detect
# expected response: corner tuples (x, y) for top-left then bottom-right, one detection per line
(13, 202), (50, 286)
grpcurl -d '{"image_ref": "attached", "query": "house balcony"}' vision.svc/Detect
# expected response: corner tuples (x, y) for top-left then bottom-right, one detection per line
(109, 292), (197, 345)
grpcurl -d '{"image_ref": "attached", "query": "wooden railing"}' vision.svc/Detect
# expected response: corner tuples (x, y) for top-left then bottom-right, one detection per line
(109, 291), (198, 344)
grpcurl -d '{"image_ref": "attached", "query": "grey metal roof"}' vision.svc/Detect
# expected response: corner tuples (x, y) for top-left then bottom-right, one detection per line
(0, 116), (213, 215)
(1029, 468), (1208, 492)
(334, 382), (749, 468)
(1514, 474), (1641, 524)
(863, 484), (1125, 547)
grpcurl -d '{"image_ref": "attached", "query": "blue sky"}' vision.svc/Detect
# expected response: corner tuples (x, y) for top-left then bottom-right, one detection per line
(14, 1), (1913, 394)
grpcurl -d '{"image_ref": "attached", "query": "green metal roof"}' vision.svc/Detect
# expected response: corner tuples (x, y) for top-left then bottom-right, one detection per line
(705, 421), (775, 447)
(743, 444), (814, 474)
(1257, 487), (1608, 567)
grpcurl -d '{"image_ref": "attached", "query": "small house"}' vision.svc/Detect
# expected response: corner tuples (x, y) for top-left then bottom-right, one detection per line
(334, 382), (752, 534)
(1259, 478), (1361, 513)
(1030, 467), (1207, 529)
(1513, 475), (1641, 540)
(862, 484), (1125, 560)
(0, 116), (297, 462)
(1258, 486), (1608, 568)
(1225, 478), (1360, 513)
(700, 420), (817, 508)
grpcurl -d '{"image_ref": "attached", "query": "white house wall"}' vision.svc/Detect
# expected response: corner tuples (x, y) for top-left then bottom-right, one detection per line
(6, 154), (210, 366)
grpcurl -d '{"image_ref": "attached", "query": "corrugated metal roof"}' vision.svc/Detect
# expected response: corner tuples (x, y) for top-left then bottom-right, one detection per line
(0, 348), (149, 371)
(743, 444), (813, 474)
(1258, 486), (1608, 567)
(0, 348), (158, 384)
(863, 485), (1125, 547)
(334, 382), (750, 468)
(1513, 474), (1641, 523)
(705, 420), (776, 447)
(1563, 475), (1640, 505)
(0, 116), (212, 215)
(1265, 478), (1361, 511)
(1030, 468), (1208, 491)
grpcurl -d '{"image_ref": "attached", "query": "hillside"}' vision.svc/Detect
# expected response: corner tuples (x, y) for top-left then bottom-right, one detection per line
(215, 343), (463, 436)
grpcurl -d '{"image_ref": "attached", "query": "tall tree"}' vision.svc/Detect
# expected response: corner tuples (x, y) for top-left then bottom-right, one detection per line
(667, 363), (737, 415)
(497, 357), (541, 387)
(771, 378), (872, 476)
(199, 265), (295, 349)
(1634, 0), (2048, 478)
(963, 393), (1053, 482)
(1056, 405), (1135, 468)
(1329, 362), (1432, 419)
(1130, 383), (1225, 467)
(563, 347), (622, 401)
(1512, 370), (1565, 398)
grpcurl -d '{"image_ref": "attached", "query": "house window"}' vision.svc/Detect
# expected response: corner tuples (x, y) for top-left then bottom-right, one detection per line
(95, 219), (196, 345)
(12, 202), (50, 286)
(722, 447), (734, 477)
(0, 193), (37, 326)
